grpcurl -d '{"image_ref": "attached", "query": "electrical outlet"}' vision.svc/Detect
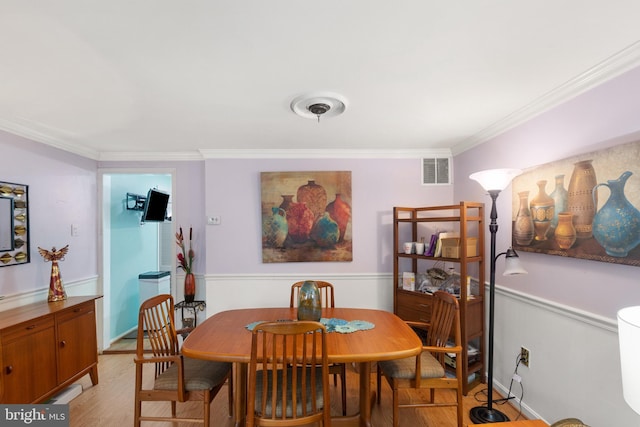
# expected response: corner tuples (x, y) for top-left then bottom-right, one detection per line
(520, 346), (530, 367)
(207, 216), (221, 225)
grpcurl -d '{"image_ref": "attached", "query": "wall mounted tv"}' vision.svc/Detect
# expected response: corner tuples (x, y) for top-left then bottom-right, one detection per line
(142, 189), (170, 222)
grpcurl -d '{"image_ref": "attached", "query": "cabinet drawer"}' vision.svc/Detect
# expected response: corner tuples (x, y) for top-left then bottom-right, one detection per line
(397, 291), (432, 323)
(1, 316), (55, 343)
(55, 300), (95, 323)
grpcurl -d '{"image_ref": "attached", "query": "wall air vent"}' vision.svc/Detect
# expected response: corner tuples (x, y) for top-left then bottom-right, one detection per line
(422, 157), (452, 185)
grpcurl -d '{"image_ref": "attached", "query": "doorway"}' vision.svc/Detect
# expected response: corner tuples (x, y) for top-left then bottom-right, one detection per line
(98, 168), (176, 351)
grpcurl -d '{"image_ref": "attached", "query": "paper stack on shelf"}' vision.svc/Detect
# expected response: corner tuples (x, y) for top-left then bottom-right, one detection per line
(402, 272), (415, 291)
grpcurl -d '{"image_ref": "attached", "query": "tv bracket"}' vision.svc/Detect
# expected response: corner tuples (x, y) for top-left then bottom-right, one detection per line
(126, 193), (146, 211)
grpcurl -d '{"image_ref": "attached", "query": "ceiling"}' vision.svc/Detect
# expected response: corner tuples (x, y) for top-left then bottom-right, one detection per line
(2, 2), (640, 161)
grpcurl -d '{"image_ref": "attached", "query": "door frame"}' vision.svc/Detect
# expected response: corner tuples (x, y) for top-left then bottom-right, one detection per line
(97, 167), (176, 350)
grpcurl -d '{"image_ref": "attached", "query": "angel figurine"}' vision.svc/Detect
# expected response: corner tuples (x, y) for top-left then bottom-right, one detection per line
(38, 245), (69, 302)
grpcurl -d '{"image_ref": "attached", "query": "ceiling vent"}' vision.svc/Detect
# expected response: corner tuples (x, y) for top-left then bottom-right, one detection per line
(422, 157), (452, 185)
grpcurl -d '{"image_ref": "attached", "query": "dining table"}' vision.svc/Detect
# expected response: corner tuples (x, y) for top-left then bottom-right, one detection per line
(181, 306), (423, 427)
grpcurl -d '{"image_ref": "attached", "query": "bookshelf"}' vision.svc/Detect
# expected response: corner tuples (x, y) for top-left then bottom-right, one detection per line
(393, 202), (485, 394)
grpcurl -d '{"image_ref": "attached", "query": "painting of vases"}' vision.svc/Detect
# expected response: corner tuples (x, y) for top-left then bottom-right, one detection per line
(260, 171), (352, 263)
(511, 140), (640, 267)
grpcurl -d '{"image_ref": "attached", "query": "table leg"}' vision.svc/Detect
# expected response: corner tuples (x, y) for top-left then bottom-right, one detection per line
(331, 361), (373, 427)
(359, 361), (373, 427)
(234, 362), (247, 427)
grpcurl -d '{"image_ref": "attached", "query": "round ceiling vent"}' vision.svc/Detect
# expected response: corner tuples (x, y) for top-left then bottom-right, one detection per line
(290, 92), (348, 122)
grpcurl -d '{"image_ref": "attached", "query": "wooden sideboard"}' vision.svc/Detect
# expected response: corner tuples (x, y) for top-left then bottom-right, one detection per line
(0, 295), (101, 403)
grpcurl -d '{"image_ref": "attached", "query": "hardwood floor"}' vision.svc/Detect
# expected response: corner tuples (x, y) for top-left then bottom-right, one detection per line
(68, 353), (525, 426)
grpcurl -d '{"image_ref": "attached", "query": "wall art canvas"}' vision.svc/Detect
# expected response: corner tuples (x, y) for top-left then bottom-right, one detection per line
(261, 171), (352, 263)
(511, 140), (640, 266)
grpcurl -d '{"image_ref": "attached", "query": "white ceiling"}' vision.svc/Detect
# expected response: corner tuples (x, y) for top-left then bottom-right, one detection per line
(2, 1), (640, 161)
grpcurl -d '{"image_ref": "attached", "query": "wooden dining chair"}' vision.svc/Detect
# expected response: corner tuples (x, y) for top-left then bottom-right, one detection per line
(376, 290), (464, 427)
(290, 280), (347, 415)
(247, 320), (331, 427)
(134, 294), (233, 426)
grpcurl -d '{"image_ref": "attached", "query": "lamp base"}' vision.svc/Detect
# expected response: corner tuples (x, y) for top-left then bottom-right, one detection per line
(469, 406), (510, 424)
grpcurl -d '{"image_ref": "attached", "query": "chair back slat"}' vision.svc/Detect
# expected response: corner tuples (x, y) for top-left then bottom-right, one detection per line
(426, 291), (459, 347)
(248, 320), (330, 427)
(138, 294), (179, 377)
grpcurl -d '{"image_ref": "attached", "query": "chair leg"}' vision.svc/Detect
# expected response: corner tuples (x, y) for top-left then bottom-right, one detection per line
(340, 364), (347, 416)
(456, 385), (464, 427)
(392, 386), (399, 427)
(203, 390), (211, 427)
(376, 367), (382, 404)
(171, 401), (177, 418)
(227, 372), (234, 417)
(134, 399), (141, 427)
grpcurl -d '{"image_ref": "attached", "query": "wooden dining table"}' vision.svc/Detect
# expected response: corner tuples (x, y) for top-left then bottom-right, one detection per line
(182, 307), (423, 427)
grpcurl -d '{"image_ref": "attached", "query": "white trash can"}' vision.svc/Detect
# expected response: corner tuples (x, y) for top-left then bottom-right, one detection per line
(139, 271), (171, 306)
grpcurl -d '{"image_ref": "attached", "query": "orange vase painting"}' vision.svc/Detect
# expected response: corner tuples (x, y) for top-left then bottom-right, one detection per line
(511, 139), (640, 267)
(260, 171), (352, 263)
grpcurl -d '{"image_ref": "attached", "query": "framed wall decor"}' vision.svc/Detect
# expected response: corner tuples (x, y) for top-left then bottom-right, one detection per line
(0, 181), (30, 267)
(511, 140), (640, 266)
(261, 171), (352, 263)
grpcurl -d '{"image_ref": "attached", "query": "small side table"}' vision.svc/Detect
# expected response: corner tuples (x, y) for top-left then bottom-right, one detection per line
(175, 300), (206, 329)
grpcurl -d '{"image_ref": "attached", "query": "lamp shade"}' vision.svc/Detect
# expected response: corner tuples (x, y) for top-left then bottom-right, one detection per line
(618, 306), (640, 415)
(503, 248), (528, 276)
(469, 168), (522, 192)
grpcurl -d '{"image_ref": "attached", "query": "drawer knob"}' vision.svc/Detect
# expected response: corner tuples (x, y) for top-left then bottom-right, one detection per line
(5, 365), (13, 375)
(60, 340), (67, 348)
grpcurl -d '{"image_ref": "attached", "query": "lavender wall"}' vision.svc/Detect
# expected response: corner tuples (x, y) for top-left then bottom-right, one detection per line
(454, 66), (640, 425)
(203, 158), (453, 275)
(454, 65), (640, 319)
(0, 133), (98, 297)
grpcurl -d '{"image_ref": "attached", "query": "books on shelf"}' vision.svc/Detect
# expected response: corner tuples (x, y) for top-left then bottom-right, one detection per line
(425, 233), (438, 256)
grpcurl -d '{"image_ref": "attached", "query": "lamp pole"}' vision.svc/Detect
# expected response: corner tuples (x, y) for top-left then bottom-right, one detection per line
(470, 189), (510, 423)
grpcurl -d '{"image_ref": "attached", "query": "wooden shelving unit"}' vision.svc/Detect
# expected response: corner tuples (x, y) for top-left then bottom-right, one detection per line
(393, 202), (485, 394)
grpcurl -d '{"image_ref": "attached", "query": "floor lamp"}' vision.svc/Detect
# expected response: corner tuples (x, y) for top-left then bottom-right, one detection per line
(469, 168), (527, 424)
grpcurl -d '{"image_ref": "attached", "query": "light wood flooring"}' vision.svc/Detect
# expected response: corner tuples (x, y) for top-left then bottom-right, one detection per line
(68, 351), (525, 426)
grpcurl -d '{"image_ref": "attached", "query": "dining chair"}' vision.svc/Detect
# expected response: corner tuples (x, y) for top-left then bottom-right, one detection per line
(134, 294), (233, 426)
(376, 290), (463, 427)
(247, 320), (331, 427)
(290, 280), (347, 415)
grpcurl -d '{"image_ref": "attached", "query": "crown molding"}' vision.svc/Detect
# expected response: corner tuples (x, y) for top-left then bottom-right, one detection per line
(0, 117), (101, 160)
(97, 151), (204, 162)
(453, 41), (640, 156)
(198, 148), (452, 159)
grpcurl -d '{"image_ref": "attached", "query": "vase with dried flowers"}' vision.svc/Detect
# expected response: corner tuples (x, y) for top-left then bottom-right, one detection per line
(176, 226), (195, 302)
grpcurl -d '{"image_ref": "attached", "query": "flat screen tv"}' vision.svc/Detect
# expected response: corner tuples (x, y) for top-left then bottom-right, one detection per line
(142, 189), (169, 222)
